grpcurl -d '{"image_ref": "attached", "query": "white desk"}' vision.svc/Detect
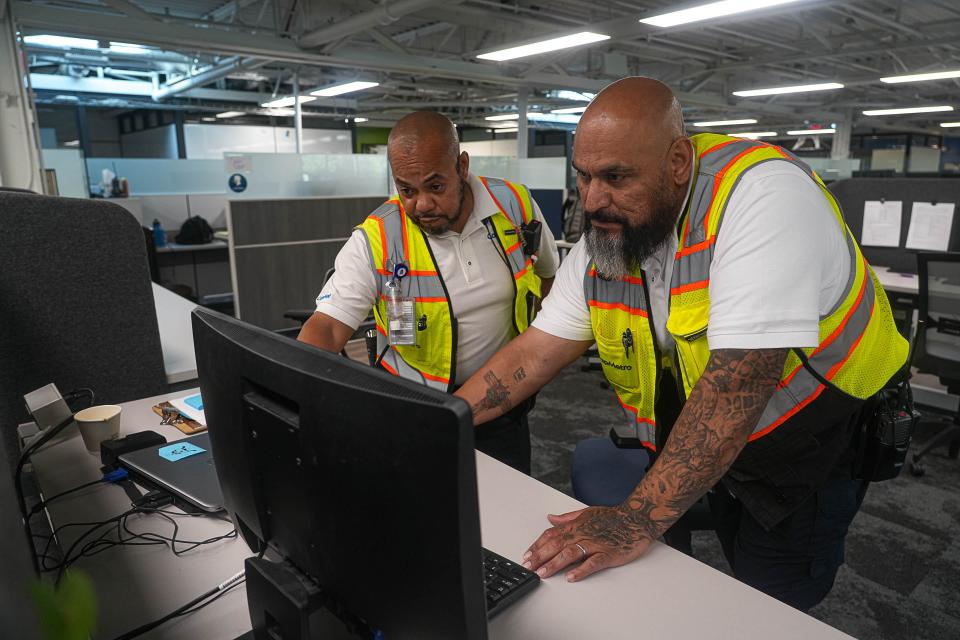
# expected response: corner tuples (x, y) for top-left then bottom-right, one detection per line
(33, 391), (852, 640)
(155, 240), (229, 254)
(152, 283), (198, 384)
(874, 266), (919, 296)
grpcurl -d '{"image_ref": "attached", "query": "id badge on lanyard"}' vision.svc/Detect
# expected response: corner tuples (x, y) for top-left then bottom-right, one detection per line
(384, 263), (415, 346)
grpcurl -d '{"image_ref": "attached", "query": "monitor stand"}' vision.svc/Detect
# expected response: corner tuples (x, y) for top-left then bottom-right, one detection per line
(243, 557), (375, 640)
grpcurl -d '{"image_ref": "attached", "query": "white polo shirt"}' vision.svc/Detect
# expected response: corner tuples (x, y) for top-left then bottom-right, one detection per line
(532, 160), (851, 352)
(316, 173), (560, 383)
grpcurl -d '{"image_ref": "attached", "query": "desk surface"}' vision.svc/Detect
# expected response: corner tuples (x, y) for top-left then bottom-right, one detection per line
(152, 283), (198, 384)
(34, 391), (852, 640)
(874, 265), (919, 295)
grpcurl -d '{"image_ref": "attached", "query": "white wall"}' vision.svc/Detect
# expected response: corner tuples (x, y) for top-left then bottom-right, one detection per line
(908, 147), (941, 173)
(461, 138), (518, 158)
(41, 148), (88, 198)
(183, 124), (351, 159)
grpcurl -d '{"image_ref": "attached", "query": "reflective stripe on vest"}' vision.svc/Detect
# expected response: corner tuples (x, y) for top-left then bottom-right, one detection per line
(359, 177), (542, 390)
(587, 133), (908, 450)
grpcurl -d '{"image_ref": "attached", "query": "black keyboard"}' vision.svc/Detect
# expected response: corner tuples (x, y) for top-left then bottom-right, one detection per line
(482, 547), (540, 618)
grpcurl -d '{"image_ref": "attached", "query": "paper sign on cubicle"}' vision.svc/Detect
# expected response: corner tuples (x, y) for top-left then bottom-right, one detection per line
(906, 202), (956, 251)
(861, 200), (902, 247)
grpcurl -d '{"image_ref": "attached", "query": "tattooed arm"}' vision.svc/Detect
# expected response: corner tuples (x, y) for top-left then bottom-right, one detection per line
(455, 327), (593, 425)
(523, 348), (787, 581)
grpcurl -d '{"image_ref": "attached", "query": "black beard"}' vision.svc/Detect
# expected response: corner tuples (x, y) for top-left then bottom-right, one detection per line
(418, 178), (467, 235)
(583, 177), (682, 278)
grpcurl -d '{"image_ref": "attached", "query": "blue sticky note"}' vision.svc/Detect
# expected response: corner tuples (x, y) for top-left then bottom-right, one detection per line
(184, 395), (204, 411)
(158, 441), (206, 462)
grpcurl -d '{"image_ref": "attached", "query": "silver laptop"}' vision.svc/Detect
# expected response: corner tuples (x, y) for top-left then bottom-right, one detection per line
(118, 432), (224, 512)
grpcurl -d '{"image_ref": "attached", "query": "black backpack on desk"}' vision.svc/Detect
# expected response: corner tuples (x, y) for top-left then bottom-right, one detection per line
(175, 216), (214, 245)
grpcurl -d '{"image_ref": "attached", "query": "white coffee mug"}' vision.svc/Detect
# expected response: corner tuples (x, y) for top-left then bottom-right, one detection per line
(74, 405), (122, 454)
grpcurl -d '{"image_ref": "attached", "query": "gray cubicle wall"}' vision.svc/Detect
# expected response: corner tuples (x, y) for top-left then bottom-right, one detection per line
(829, 178), (960, 273)
(228, 196), (386, 330)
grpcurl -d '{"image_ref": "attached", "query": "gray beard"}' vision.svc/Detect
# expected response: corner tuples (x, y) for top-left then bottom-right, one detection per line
(584, 227), (632, 278)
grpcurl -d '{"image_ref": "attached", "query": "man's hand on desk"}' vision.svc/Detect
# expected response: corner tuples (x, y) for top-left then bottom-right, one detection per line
(522, 504), (660, 582)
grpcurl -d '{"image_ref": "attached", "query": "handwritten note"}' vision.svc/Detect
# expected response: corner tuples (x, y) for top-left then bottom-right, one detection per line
(158, 441), (206, 462)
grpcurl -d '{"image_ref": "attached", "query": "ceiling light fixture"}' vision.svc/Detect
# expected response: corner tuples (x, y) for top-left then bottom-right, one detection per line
(733, 82), (843, 97)
(640, 0), (802, 28)
(22, 34), (99, 49)
(310, 81), (379, 97)
(489, 127), (519, 133)
(693, 118), (758, 127)
(880, 69), (960, 84)
(786, 128), (836, 135)
(485, 113), (520, 121)
(477, 32), (610, 62)
(216, 111), (245, 119)
(551, 106), (587, 114)
(862, 106), (954, 116)
(941, 122), (960, 128)
(354, 117), (369, 123)
(728, 131), (777, 138)
(260, 96), (316, 108)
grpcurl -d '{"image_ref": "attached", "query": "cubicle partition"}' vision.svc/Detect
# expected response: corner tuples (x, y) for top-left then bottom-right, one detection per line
(228, 196), (386, 330)
(829, 177), (960, 273)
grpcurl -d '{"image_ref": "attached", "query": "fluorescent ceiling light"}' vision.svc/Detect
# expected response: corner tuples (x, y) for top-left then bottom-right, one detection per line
(477, 32), (610, 62)
(551, 106), (587, 114)
(640, 0), (802, 28)
(786, 128), (836, 135)
(728, 131), (777, 138)
(310, 81), (379, 97)
(941, 122), (960, 128)
(216, 111), (245, 119)
(260, 96), (316, 108)
(354, 117), (369, 123)
(862, 105), (954, 116)
(693, 118), (757, 127)
(489, 127), (519, 133)
(108, 42), (150, 55)
(552, 90), (595, 102)
(486, 113), (520, 121)
(733, 82), (843, 97)
(528, 113), (580, 124)
(263, 108), (295, 116)
(880, 69), (960, 84)
(201, 117), (217, 122)
(23, 35), (98, 49)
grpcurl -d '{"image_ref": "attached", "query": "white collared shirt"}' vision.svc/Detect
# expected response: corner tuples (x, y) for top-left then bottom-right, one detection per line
(532, 160), (851, 352)
(316, 173), (559, 383)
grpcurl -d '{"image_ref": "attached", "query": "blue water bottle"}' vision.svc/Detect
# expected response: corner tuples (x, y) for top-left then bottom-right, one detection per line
(152, 219), (167, 248)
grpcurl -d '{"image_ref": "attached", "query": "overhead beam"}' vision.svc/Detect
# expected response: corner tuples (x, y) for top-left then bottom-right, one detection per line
(298, 0), (461, 49)
(205, 0), (261, 23)
(153, 56), (267, 100)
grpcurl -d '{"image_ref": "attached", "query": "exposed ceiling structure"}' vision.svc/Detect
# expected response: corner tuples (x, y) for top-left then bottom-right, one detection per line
(12, 0), (960, 138)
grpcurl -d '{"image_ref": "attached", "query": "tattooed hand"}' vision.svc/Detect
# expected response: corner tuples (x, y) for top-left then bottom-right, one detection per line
(522, 504), (660, 582)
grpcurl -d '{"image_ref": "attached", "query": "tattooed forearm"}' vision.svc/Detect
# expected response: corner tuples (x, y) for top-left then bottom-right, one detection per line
(513, 367), (527, 383)
(469, 370), (512, 417)
(623, 348), (787, 539)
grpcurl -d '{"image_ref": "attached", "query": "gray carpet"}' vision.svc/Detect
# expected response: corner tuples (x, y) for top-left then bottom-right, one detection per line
(526, 363), (960, 640)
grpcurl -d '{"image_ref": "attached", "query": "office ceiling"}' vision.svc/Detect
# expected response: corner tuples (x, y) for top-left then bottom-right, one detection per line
(12, 0), (960, 136)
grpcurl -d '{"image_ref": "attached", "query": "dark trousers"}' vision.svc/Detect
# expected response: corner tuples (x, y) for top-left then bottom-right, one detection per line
(474, 411), (531, 475)
(656, 369), (863, 611)
(706, 477), (864, 611)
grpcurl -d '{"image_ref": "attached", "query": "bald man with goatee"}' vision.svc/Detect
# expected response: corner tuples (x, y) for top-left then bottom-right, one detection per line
(299, 111), (559, 474)
(456, 77), (907, 610)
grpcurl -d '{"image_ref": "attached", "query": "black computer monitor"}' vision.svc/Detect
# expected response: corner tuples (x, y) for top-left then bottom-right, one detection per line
(192, 308), (487, 640)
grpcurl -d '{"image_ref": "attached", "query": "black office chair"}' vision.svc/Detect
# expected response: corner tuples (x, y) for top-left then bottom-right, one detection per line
(909, 252), (960, 475)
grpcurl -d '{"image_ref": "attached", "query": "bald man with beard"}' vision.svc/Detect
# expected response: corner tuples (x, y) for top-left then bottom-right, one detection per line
(456, 77), (908, 610)
(299, 111), (559, 474)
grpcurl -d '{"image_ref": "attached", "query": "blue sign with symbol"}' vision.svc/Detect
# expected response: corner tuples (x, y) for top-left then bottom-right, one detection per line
(158, 441), (206, 462)
(228, 173), (248, 193)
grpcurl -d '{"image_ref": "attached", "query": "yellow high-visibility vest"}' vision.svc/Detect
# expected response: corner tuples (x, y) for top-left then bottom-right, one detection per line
(359, 176), (542, 391)
(586, 133), (908, 451)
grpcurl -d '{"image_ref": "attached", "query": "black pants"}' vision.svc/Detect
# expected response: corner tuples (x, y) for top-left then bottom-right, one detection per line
(474, 411), (531, 475)
(656, 370), (863, 611)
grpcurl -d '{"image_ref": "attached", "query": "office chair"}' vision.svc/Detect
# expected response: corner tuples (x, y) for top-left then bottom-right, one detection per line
(279, 267), (376, 354)
(0, 192), (167, 467)
(909, 252), (960, 476)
